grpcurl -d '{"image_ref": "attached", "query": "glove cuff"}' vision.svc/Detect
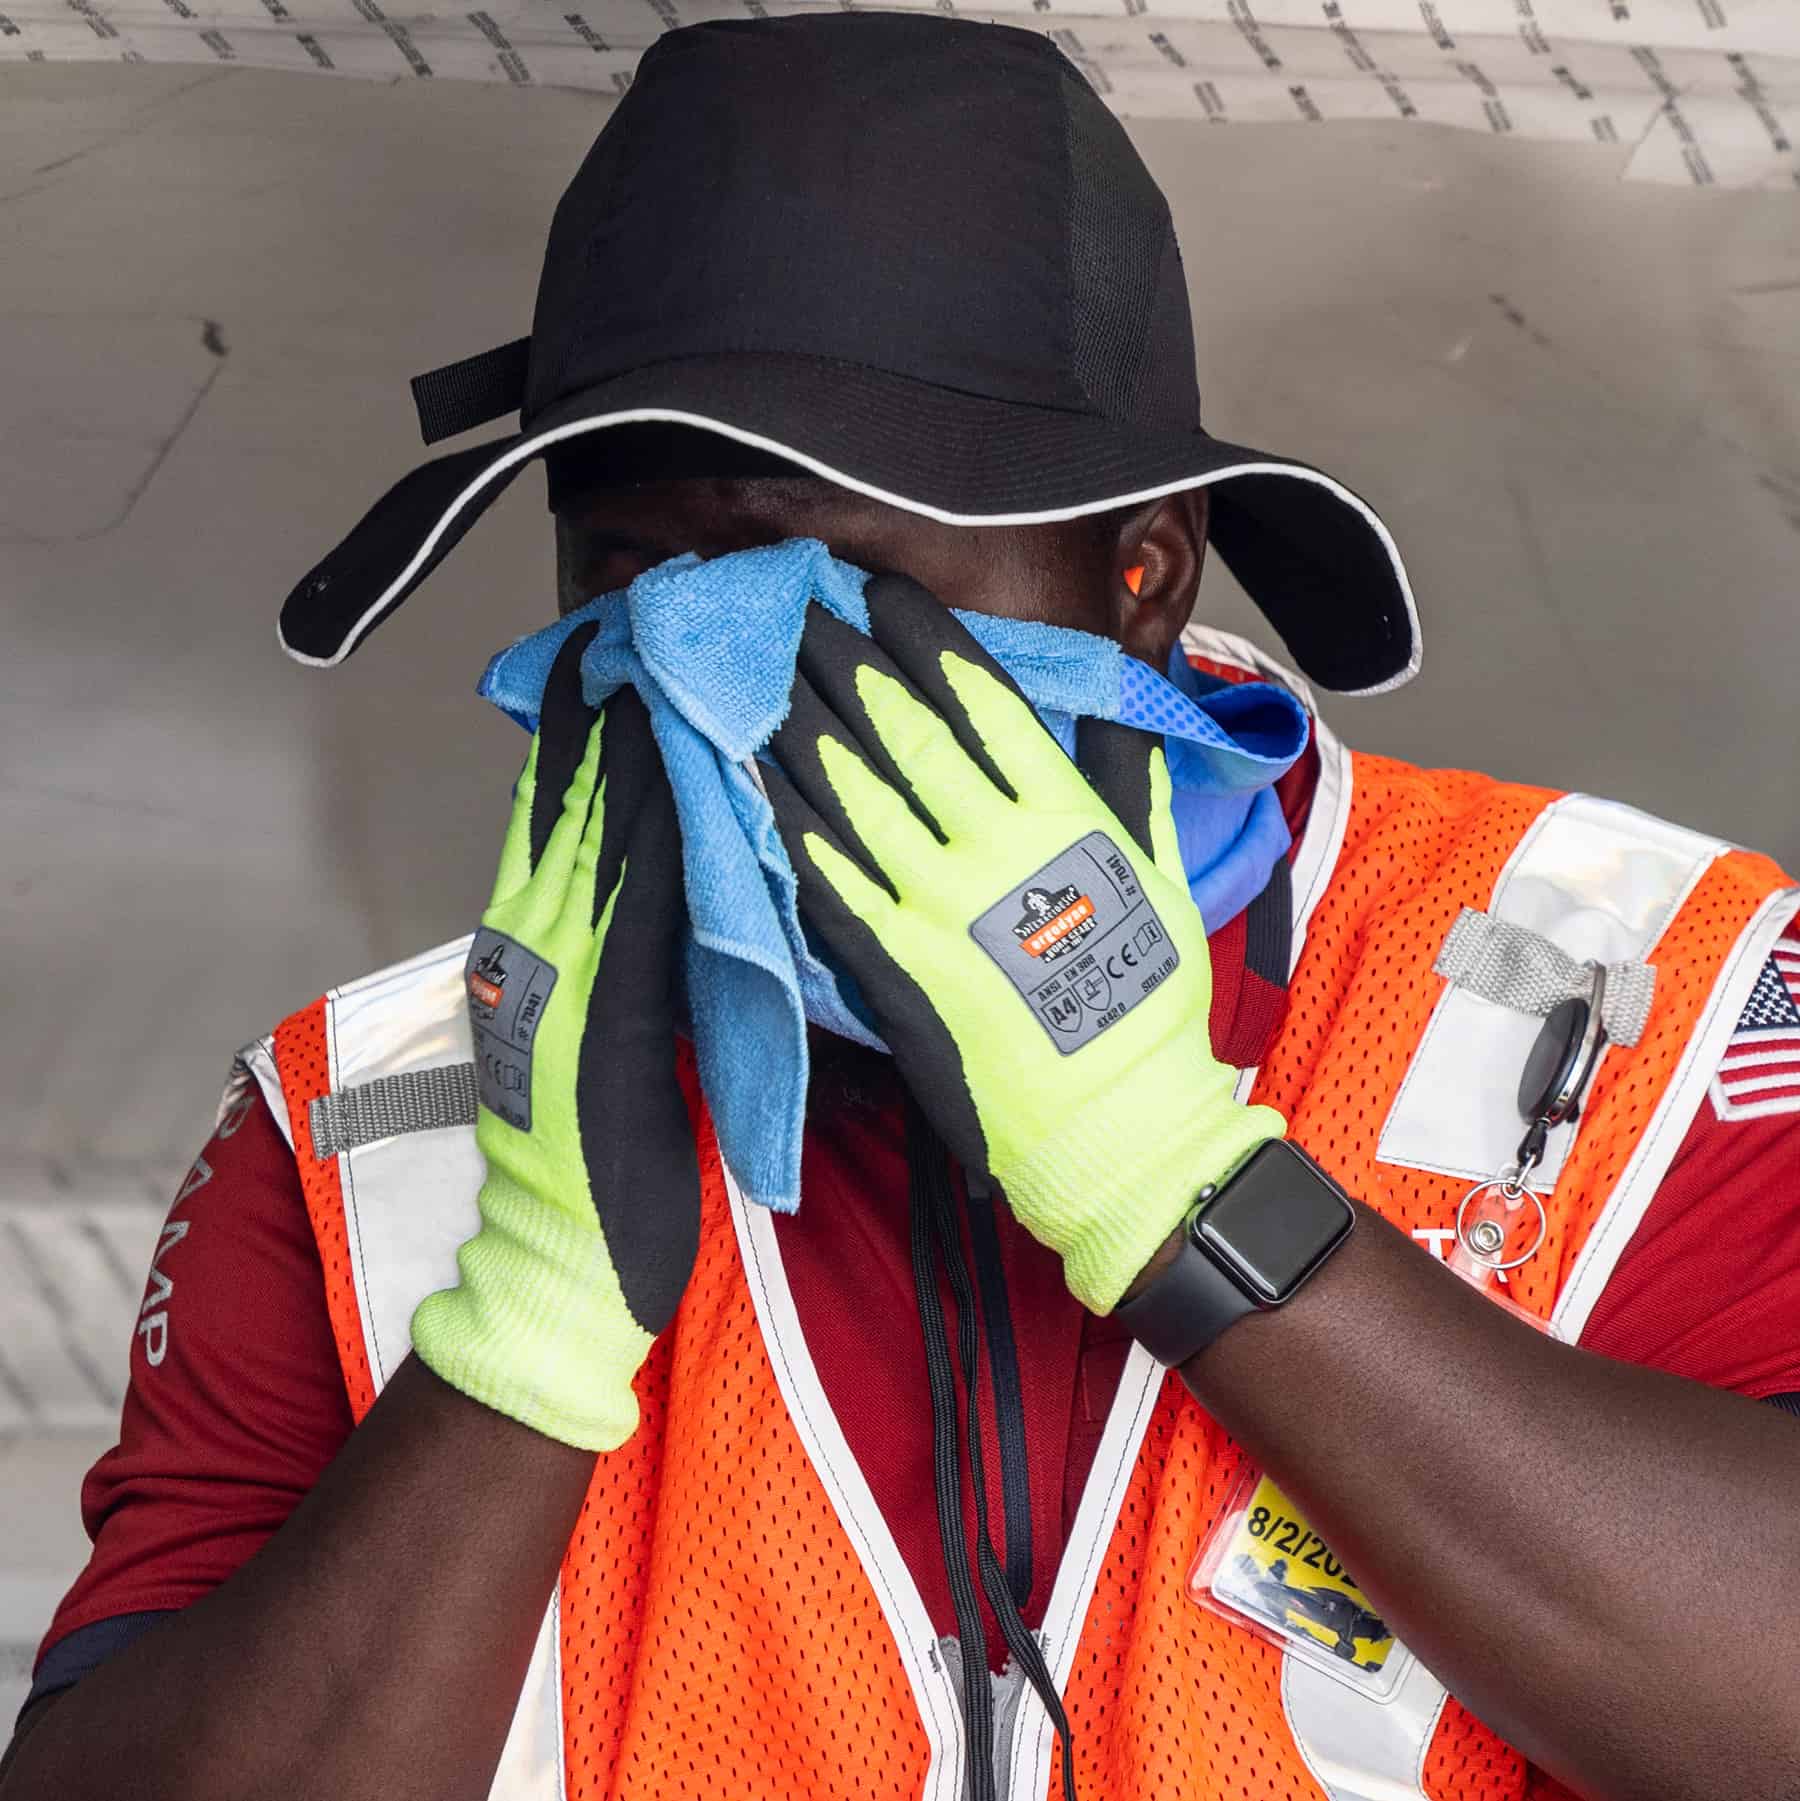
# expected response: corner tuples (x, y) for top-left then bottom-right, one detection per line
(410, 1169), (652, 1452)
(1009, 1082), (1285, 1316)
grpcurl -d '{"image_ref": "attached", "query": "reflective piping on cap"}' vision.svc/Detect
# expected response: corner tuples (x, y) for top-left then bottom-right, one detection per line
(278, 409), (1424, 696)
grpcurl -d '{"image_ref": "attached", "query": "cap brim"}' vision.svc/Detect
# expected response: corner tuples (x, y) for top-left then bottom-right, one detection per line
(279, 352), (1420, 695)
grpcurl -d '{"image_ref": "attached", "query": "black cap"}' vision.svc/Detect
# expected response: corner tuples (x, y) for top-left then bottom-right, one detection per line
(280, 12), (1419, 695)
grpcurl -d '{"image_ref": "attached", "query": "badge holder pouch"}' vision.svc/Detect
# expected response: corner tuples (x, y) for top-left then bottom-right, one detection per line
(1189, 1465), (1414, 1699)
(1190, 967), (1610, 1685)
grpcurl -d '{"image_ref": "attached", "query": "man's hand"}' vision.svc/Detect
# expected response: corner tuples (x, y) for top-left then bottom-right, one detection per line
(412, 625), (698, 1450)
(766, 574), (1282, 1313)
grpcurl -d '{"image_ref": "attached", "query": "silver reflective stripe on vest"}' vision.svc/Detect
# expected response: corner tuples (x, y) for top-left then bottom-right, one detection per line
(1434, 908), (1657, 1048)
(307, 1061), (478, 1160)
(1287, 793), (1723, 1799)
(253, 937), (566, 1801)
(238, 1037), (289, 1151)
(500, 1592), (568, 1801)
(728, 1168), (967, 1801)
(1281, 1655), (1450, 1801)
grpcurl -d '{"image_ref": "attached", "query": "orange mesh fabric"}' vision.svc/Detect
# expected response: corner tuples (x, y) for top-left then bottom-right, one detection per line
(273, 998), (377, 1423)
(1252, 756), (1559, 1314)
(1420, 1700), (1527, 1800)
(275, 750), (1791, 1801)
(1057, 757), (1553, 1801)
(1062, 755), (1786, 1801)
(1056, 1396), (1326, 1801)
(560, 1104), (932, 1800)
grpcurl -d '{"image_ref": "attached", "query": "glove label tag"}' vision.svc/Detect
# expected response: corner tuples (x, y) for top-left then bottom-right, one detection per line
(969, 831), (1178, 1055)
(465, 928), (558, 1130)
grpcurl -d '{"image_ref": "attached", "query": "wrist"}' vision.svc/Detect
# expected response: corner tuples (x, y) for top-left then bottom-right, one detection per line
(1007, 1080), (1284, 1315)
(411, 1170), (651, 1451)
(1111, 1139), (1357, 1367)
(1120, 1219), (1187, 1306)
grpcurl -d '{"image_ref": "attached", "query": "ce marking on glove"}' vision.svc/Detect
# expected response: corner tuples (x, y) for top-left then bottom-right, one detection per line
(1046, 919), (1172, 1036)
(465, 927), (558, 1131)
(1107, 919), (1169, 983)
(972, 832), (1179, 1054)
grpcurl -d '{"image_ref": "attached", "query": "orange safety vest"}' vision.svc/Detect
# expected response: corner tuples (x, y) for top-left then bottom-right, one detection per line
(234, 630), (1793, 1801)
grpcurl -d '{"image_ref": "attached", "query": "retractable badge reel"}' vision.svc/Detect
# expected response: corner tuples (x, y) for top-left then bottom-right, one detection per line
(1450, 960), (1609, 1298)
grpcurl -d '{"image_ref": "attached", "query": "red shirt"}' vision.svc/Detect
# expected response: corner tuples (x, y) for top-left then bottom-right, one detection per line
(34, 770), (1800, 1694)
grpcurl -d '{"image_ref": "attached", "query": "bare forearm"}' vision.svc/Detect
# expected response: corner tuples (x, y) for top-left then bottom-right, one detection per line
(0, 1356), (595, 1801)
(1151, 1205), (1800, 1801)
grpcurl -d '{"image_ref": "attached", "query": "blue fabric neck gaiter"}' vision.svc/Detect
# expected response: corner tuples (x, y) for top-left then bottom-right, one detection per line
(479, 539), (1307, 1211)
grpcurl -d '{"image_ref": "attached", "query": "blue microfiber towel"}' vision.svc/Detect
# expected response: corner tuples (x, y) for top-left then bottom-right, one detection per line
(1159, 641), (1303, 932)
(479, 539), (1308, 1213)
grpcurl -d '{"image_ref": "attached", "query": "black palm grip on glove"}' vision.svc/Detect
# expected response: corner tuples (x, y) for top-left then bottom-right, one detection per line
(1072, 715), (1161, 863)
(529, 622), (606, 870)
(764, 579), (1187, 1202)
(854, 574), (1034, 798)
(763, 582), (1074, 1186)
(762, 743), (991, 1181)
(583, 693), (698, 1338)
(768, 673), (902, 900)
(532, 653), (699, 1340)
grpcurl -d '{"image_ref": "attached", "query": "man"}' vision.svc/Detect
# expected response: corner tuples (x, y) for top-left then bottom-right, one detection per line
(6, 15), (1800, 1801)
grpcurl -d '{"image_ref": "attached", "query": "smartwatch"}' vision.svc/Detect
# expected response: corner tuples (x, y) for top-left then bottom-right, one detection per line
(1111, 1139), (1356, 1367)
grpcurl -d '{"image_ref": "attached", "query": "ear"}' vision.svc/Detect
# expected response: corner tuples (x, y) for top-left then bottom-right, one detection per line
(1107, 489), (1208, 671)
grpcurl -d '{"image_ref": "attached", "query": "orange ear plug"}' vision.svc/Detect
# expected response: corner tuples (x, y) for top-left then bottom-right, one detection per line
(1123, 565), (1145, 596)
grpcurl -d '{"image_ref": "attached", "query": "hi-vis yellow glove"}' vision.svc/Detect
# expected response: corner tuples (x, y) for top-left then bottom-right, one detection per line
(412, 624), (698, 1450)
(767, 577), (1285, 1314)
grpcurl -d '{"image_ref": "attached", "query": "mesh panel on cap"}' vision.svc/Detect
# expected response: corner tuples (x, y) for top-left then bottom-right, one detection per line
(1139, 227), (1202, 429)
(1063, 71), (1172, 424)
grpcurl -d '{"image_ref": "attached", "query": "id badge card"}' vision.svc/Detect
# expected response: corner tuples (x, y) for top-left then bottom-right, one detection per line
(1189, 1469), (1413, 1700)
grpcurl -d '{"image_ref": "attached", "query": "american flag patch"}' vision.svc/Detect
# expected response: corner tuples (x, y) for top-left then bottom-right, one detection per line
(1711, 929), (1800, 1121)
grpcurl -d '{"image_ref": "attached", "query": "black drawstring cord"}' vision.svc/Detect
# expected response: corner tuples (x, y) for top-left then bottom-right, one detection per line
(963, 1177), (1035, 1611)
(907, 1096), (1079, 1801)
(925, 1149), (1080, 1801)
(908, 1099), (998, 1801)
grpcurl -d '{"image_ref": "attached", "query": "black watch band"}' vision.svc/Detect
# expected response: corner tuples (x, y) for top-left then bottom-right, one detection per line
(1111, 1220), (1259, 1365)
(1112, 1139), (1355, 1368)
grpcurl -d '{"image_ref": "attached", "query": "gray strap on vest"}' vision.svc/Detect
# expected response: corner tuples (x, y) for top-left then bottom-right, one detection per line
(308, 1061), (479, 1160)
(1434, 909), (1657, 1047)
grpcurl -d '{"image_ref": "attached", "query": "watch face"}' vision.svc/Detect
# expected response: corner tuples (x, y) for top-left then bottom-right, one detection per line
(1194, 1142), (1355, 1304)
